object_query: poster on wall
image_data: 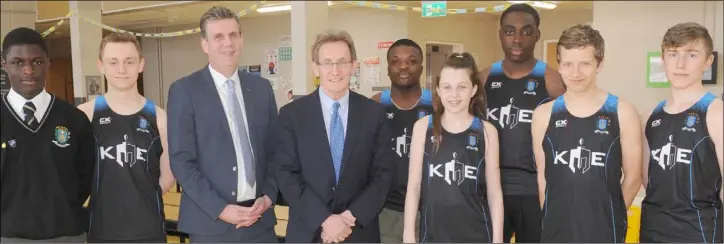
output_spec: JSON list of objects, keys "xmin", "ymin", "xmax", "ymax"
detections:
[
  {"xmin": 86, "ymin": 75, "xmax": 103, "ymax": 100},
  {"xmin": 350, "ymin": 66, "xmax": 361, "ymax": 92},
  {"xmin": 265, "ymin": 49, "xmax": 279, "ymax": 75},
  {"xmin": 278, "ymin": 35, "xmax": 293, "ymax": 61},
  {"xmin": 363, "ymin": 57, "xmax": 381, "ymax": 86},
  {"xmin": 248, "ymin": 64, "xmax": 261, "ymax": 76},
  {"xmin": 278, "ymin": 35, "xmax": 292, "ymax": 48},
  {"xmin": 646, "ymin": 51, "xmax": 669, "ymax": 88}
]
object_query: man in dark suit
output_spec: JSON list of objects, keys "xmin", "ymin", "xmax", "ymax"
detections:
[
  {"xmin": 275, "ymin": 29, "xmax": 393, "ymax": 243},
  {"xmin": 166, "ymin": 6, "xmax": 278, "ymax": 243}
]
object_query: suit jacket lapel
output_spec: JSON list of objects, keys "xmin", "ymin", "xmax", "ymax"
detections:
[
  {"xmin": 200, "ymin": 66, "xmax": 234, "ymax": 149},
  {"xmin": 340, "ymin": 91, "xmax": 361, "ymax": 178},
  {"xmin": 239, "ymin": 72, "xmax": 258, "ymax": 165},
  {"xmin": 309, "ymin": 89, "xmax": 336, "ymax": 179}
]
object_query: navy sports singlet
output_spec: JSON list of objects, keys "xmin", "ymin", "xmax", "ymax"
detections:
[
  {"xmin": 380, "ymin": 89, "xmax": 434, "ymax": 211},
  {"xmin": 88, "ymin": 96, "xmax": 166, "ymax": 241},
  {"xmin": 419, "ymin": 116, "xmax": 492, "ymax": 243},
  {"xmin": 485, "ymin": 60, "xmax": 550, "ymax": 195},
  {"xmin": 640, "ymin": 92, "xmax": 722, "ymax": 243},
  {"xmin": 541, "ymin": 94, "xmax": 627, "ymax": 243}
]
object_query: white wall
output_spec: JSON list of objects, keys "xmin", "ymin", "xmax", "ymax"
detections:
[
  {"xmin": 142, "ymin": 7, "xmax": 408, "ymax": 108},
  {"xmin": 594, "ymin": 1, "xmax": 723, "ymax": 117}
]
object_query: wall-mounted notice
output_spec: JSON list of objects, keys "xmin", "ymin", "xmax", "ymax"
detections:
[
  {"xmin": 278, "ymin": 35, "xmax": 292, "ymax": 48},
  {"xmin": 646, "ymin": 51, "xmax": 668, "ymax": 88},
  {"xmin": 351, "ymin": 66, "xmax": 361, "ymax": 92},
  {"xmin": 249, "ymin": 64, "xmax": 261, "ymax": 76},
  {"xmin": 278, "ymin": 35, "xmax": 293, "ymax": 61},
  {"xmin": 265, "ymin": 49, "xmax": 279, "ymax": 75},
  {"xmin": 363, "ymin": 57, "xmax": 381, "ymax": 85},
  {"xmin": 378, "ymin": 41, "xmax": 394, "ymax": 49}
]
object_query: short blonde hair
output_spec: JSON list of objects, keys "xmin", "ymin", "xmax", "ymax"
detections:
[
  {"xmin": 661, "ymin": 22, "xmax": 713, "ymax": 55},
  {"xmin": 556, "ymin": 24, "xmax": 605, "ymax": 64},
  {"xmin": 311, "ymin": 30, "xmax": 357, "ymax": 63},
  {"xmin": 99, "ymin": 32, "xmax": 142, "ymax": 60}
]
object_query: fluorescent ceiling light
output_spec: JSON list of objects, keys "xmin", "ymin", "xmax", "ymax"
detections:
[
  {"xmin": 508, "ymin": 1, "xmax": 529, "ymax": 3},
  {"xmin": 531, "ymin": 1, "xmax": 557, "ymax": 9},
  {"xmin": 257, "ymin": 5, "xmax": 291, "ymax": 13},
  {"xmin": 256, "ymin": 1, "xmax": 333, "ymax": 13}
]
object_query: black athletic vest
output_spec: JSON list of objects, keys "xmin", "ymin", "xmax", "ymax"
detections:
[
  {"xmin": 640, "ymin": 92, "xmax": 723, "ymax": 243},
  {"xmin": 485, "ymin": 60, "xmax": 550, "ymax": 195},
  {"xmin": 380, "ymin": 89, "xmax": 434, "ymax": 211},
  {"xmin": 419, "ymin": 116, "xmax": 492, "ymax": 243},
  {"xmin": 541, "ymin": 94, "xmax": 627, "ymax": 243},
  {"xmin": 88, "ymin": 96, "xmax": 165, "ymax": 240}
]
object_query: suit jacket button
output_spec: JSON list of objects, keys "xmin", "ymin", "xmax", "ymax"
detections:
[
  {"xmin": 232, "ymin": 191, "xmax": 236, "ymax": 196},
  {"xmin": 332, "ymin": 187, "xmax": 335, "ymax": 191},
  {"xmin": 233, "ymin": 166, "xmax": 237, "ymax": 171}
]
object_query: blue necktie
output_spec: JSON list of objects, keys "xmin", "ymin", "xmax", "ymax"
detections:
[
  {"xmin": 226, "ymin": 80, "xmax": 255, "ymax": 186},
  {"xmin": 329, "ymin": 102, "xmax": 344, "ymax": 184}
]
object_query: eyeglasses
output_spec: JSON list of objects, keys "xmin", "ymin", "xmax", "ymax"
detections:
[{"xmin": 316, "ymin": 60, "xmax": 353, "ymax": 70}]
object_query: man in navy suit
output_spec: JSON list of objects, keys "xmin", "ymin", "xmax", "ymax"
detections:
[
  {"xmin": 275, "ymin": 29, "xmax": 393, "ymax": 243},
  {"xmin": 167, "ymin": 6, "xmax": 278, "ymax": 243}
]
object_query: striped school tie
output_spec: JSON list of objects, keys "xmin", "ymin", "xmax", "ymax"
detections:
[{"xmin": 23, "ymin": 101, "xmax": 38, "ymax": 129}]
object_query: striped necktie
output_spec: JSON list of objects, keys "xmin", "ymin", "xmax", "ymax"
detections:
[{"xmin": 23, "ymin": 101, "xmax": 38, "ymax": 128}]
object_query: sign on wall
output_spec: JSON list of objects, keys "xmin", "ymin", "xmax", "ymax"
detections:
[{"xmin": 422, "ymin": 1, "xmax": 447, "ymax": 18}]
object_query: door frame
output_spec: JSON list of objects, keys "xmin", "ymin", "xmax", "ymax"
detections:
[
  {"xmin": 543, "ymin": 39, "xmax": 558, "ymax": 64},
  {"xmin": 424, "ymin": 42, "xmax": 463, "ymax": 89}
]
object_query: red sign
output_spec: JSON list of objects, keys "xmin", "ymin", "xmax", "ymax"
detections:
[{"xmin": 378, "ymin": 41, "xmax": 394, "ymax": 49}]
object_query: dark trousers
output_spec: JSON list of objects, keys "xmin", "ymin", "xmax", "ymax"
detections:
[
  {"xmin": 190, "ymin": 224, "xmax": 277, "ymax": 243},
  {"xmin": 503, "ymin": 195, "xmax": 542, "ymax": 243}
]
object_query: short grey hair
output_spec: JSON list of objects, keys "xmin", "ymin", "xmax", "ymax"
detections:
[
  {"xmin": 311, "ymin": 30, "xmax": 358, "ymax": 63},
  {"xmin": 199, "ymin": 6, "xmax": 240, "ymax": 38}
]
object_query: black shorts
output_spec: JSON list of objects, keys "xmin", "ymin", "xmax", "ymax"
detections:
[{"xmin": 503, "ymin": 195, "xmax": 542, "ymax": 243}]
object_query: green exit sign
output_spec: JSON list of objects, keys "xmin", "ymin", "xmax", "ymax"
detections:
[{"xmin": 422, "ymin": 1, "xmax": 447, "ymax": 17}]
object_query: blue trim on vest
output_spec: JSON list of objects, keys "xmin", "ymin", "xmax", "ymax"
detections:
[
  {"xmin": 552, "ymin": 96, "xmax": 566, "ymax": 114},
  {"xmin": 532, "ymin": 60, "xmax": 546, "ymax": 77},
  {"xmin": 94, "ymin": 95, "xmax": 109, "ymax": 112},
  {"xmin": 471, "ymin": 117, "xmax": 482, "ymax": 130},
  {"xmin": 692, "ymin": 92, "xmax": 716, "ymax": 112},
  {"xmin": 420, "ymin": 89, "xmax": 433, "ymax": 106},
  {"xmin": 143, "ymin": 99, "xmax": 156, "ymax": 117},
  {"xmin": 490, "ymin": 60, "xmax": 503, "ymax": 76},
  {"xmin": 601, "ymin": 93, "xmax": 619, "ymax": 114},
  {"xmin": 653, "ymin": 100, "xmax": 666, "ymax": 113},
  {"xmin": 380, "ymin": 89, "xmax": 392, "ymax": 105}
]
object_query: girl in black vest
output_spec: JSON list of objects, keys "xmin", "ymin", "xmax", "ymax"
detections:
[{"xmin": 402, "ymin": 53, "xmax": 503, "ymax": 243}]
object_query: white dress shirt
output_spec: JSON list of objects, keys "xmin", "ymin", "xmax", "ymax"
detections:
[
  {"xmin": 7, "ymin": 88, "xmax": 51, "ymax": 123},
  {"xmin": 209, "ymin": 65, "xmax": 256, "ymax": 202}
]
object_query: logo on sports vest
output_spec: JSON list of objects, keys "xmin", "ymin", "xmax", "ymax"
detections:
[
  {"xmin": 100, "ymin": 134, "xmax": 148, "ymax": 167},
  {"xmin": 651, "ymin": 135, "xmax": 692, "ymax": 170},
  {"xmin": 392, "ymin": 128, "xmax": 412, "ymax": 158},
  {"xmin": 487, "ymin": 98, "xmax": 534, "ymax": 129},
  {"xmin": 553, "ymin": 138, "xmax": 605, "ymax": 174},
  {"xmin": 429, "ymin": 152, "xmax": 477, "ymax": 185}
]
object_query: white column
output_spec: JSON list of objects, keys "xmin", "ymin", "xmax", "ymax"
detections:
[
  {"xmin": 290, "ymin": 1, "xmax": 328, "ymax": 96},
  {"xmin": 69, "ymin": 0, "xmax": 102, "ymax": 105}
]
